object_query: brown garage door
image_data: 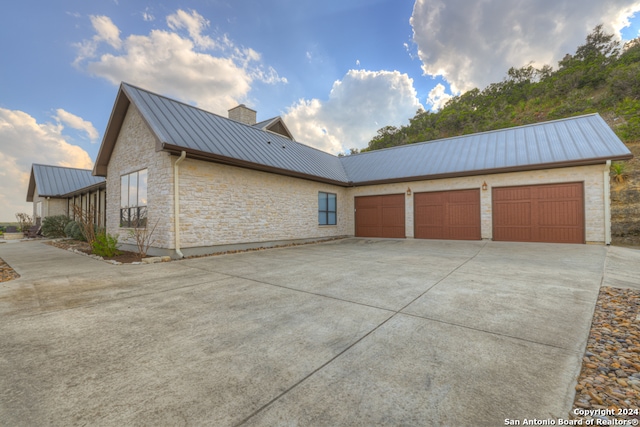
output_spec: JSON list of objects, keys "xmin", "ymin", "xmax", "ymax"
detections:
[
  {"xmin": 492, "ymin": 182, "xmax": 584, "ymax": 243},
  {"xmin": 414, "ymin": 189, "xmax": 481, "ymax": 240},
  {"xmin": 355, "ymin": 194, "xmax": 405, "ymax": 238}
]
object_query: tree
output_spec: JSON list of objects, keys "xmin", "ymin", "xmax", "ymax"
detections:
[{"xmin": 557, "ymin": 24, "xmax": 620, "ymax": 90}]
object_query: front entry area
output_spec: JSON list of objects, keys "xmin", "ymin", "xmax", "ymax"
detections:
[{"xmin": 354, "ymin": 194, "xmax": 405, "ymax": 238}]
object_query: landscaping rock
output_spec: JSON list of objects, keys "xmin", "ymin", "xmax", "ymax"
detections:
[
  {"xmin": 570, "ymin": 286, "xmax": 640, "ymax": 423},
  {"xmin": 142, "ymin": 257, "xmax": 162, "ymax": 264},
  {"xmin": 0, "ymin": 257, "xmax": 19, "ymax": 282}
]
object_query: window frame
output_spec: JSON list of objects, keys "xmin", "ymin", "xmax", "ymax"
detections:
[
  {"xmin": 318, "ymin": 191, "xmax": 337, "ymax": 226},
  {"xmin": 120, "ymin": 169, "xmax": 148, "ymax": 228}
]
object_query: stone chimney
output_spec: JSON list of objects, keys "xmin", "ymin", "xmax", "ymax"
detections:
[{"xmin": 228, "ymin": 104, "xmax": 257, "ymax": 125}]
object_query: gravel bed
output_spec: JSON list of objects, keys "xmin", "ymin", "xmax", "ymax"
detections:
[{"xmin": 571, "ymin": 286, "xmax": 640, "ymax": 424}]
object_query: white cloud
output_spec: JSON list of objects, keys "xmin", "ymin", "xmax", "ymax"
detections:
[
  {"xmin": 73, "ymin": 9, "xmax": 287, "ymax": 115},
  {"xmin": 0, "ymin": 108, "xmax": 93, "ymax": 221},
  {"xmin": 284, "ymin": 70, "xmax": 423, "ymax": 154},
  {"xmin": 166, "ymin": 9, "xmax": 215, "ymax": 49},
  {"xmin": 426, "ymin": 83, "xmax": 452, "ymax": 111},
  {"xmin": 410, "ymin": 0, "xmax": 640, "ymax": 93},
  {"xmin": 91, "ymin": 15, "xmax": 121, "ymax": 49},
  {"xmin": 73, "ymin": 15, "xmax": 121, "ymax": 65},
  {"xmin": 142, "ymin": 7, "xmax": 155, "ymax": 22},
  {"xmin": 54, "ymin": 109, "xmax": 99, "ymax": 142}
]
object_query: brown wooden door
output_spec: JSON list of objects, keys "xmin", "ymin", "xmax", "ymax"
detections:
[
  {"xmin": 492, "ymin": 182, "xmax": 584, "ymax": 243},
  {"xmin": 414, "ymin": 189, "xmax": 481, "ymax": 240},
  {"xmin": 355, "ymin": 194, "xmax": 405, "ymax": 238}
]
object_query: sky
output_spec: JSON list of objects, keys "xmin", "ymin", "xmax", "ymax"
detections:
[{"xmin": 1, "ymin": 1, "xmax": 639, "ymax": 221}]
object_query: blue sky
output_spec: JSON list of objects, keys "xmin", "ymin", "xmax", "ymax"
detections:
[{"xmin": 1, "ymin": 0, "xmax": 639, "ymax": 221}]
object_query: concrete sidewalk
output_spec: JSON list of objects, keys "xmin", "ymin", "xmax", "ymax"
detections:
[{"xmin": 0, "ymin": 238, "xmax": 633, "ymax": 426}]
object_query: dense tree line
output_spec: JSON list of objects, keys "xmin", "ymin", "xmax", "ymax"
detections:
[{"xmin": 363, "ymin": 25, "xmax": 640, "ymax": 152}]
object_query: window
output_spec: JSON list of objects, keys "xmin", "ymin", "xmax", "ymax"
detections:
[
  {"xmin": 318, "ymin": 192, "xmax": 337, "ymax": 225},
  {"xmin": 36, "ymin": 201, "xmax": 42, "ymax": 218},
  {"xmin": 120, "ymin": 169, "xmax": 148, "ymax": 227}
]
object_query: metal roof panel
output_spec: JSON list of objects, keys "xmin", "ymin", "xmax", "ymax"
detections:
[
  {"xmin": 32, "ymin": 164, "xmax": 105, "ymax": 197},
  {"xmin": 339, "ymin": 114, "xmax": 632, "ymax": 184},
  {"xmin": 122, "ymin": 83, "xmax": 350, "ymax": 183}
]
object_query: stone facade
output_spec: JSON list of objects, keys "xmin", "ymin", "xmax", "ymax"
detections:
[
  {"xmin": 106, "ymin": 104, "xmax": 174, "ymax": 250},
  {"xmin": 347, "ymin": 163, "xmax": 608, "ymax": 243},
  {"xmin": 31, "ymin": 188, "xmax": 68, "ymax": 222},
  {"xmin": 178, "ymin": 159, "xmax": 349, "ymax": 248}
]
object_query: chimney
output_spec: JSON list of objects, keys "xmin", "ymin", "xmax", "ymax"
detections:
[{"xmin": 228, "ymin": 104, "xmax": 257, "ymax": 125}]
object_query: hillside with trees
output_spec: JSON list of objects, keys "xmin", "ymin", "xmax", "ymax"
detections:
[{"xmin": 363, "ymin": 26, "xmax": 640, "ymax": 245}]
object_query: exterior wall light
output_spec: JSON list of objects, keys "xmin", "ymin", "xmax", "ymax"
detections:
[
  {"xmin": 482, "ymin": 182, "xmax": 488, "ymax": 191},
  {"xmin": 406, "ymin": 187, "xmax": 412, "ymax": 196}
]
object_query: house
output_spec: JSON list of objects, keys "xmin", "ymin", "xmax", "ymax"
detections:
[
  {"xmin": 31, "ymin": 82, "xmax": 633, "ymax": 256},
  {"xmin": 26, "ymin": 164, "xmax": 106, "ymax": 227}
]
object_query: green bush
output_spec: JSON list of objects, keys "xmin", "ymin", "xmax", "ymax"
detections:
[
  {"xmin": 41, "ymin": 215, "xmax": 71, "ymax": 238},
  {"xmin": 64, "ymin": 221, "xmax": 85, "ymax": 241},
  {"xmin": 91, "ymin": 232, "xmax": 121, "ymax": 257}
]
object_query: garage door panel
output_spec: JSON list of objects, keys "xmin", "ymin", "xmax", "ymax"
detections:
[
  {"xmin": 355, "ymin": 195, "xmax": 405, "ymax": 238},
  {"xmin": 414, "ymin": 189, "xmax": 481, "ymax": 240},
  {"xmin": 416, "ymin": 225, "xmax": 446, "ymax": 239},
  {"xmin": 494, "ymin": 202, "xmax": 532, "ymax": 226},
  {"xmin": 495, "ymin": 227, "xmax": 533, "ymax": 241},
  {"xmin": 357, "ymin": 206, "xmax": 380, "ymax": 227},
  {"xmin": 415, "ymin": 206, "xmax": 444, "ymax": 226},
  {"xmin": 493, "ymin": 182, "xmax": 584, "ymax": 243},
  {"xmin": 494, "ymin": 187, "xmax": 531, "ymax": 201},
  {"xmin": 538, "ymin": 201, "xmax": 581, "ymax": 226},
  {"xmin": 449, "ymin": 204, "xmax": 480, "ymax": 225}
]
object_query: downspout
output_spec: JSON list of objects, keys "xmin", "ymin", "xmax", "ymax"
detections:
[
  {"xmin": 174, "ymin": 151, "xmax": 187, "ymax": 258},
  {"xmin": 604, "ymin": 160, "xmax": 612, "ymax": 245}
]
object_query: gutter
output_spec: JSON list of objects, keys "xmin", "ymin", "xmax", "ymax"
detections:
[
  {"xmin": 174, "ymin": 151, "xmax": 187, "ymax": 258},
  {"xmin": 604, "ymin": 160, "xmax": 612, "ymax": 245}
]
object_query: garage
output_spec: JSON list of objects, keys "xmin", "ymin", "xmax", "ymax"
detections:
[
  {"xmin": 355, "ymin": 194, "xmax": 405, "ymax": 238},
  {"xmin": 492, "ymin": 182, "xmax": 585, "ymax": 243},
  {"xmin": 414, "ymin": 189, "xmax": 481, "ymax": 240}
]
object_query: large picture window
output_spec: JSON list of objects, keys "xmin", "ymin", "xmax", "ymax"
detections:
[
  {"xmin": 318, "ymin": 192, "xmax": 337, "ymax": 225},
  {"xmin": 120, "ymin": 169, "xmax": 148, "ymax": 227}
]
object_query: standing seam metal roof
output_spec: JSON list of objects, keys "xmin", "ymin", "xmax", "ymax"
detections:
[
  {"xmin": 123, "ymin": 84, "xmax": 350, "ymax": 184},
  {"xmin": 30, "ymin": 164, "xmax": 105, "ymax": 198},
  {"xmin": 338, "ymin": 114, "xmax": 632, "ymax": 184},
  {"xmin": 116, "ymin": 83, "xmax": 631, "ymax": 186}
]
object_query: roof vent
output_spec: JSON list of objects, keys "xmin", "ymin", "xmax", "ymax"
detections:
[{"xmin": 228, "ymin": 104, "xmax": 257, "ymax": 125}]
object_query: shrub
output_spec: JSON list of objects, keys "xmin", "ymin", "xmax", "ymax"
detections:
[
  {"xmin": 91, "ymin": 232, "xmax": 121, "ymax": 258},
  {"xmin": 64, "ymin": 221, "xmax": 85, "ymax": 241},
  {"xmin": 611, "ymin": 162, "xmax": 628, "ymax": 184},
  {"xmin": 41, "ymin": 215, "xmax": 71, "ymax": 238},
  {"xmin": 15, "ymin": 213, "xmax": 33, "ymax": 232}
]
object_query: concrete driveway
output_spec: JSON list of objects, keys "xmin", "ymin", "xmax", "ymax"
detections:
[{"xmin": 0, "ymin": 238, "xmax": 630, "ymax": 426}]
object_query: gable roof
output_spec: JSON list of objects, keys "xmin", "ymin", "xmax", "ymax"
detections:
[
  {"xmin": 27, "ymin": 164, "xmax": 105, "ymax": 202},
  {"xmin": 94, "ymin": 83, "xmax": 632, "ymax": 187},
  {"xmin": 340, "ymin": 114, "xmax": 633, "ymax": 185},
  {"xmin": 94, "ymin": 83, "xmax": 349, "ymax": 185},
  {"xmin": 253, "ymin": 117, "xmax": 295, "ymax": 140}
]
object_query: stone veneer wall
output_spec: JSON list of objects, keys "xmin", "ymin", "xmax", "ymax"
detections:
[
  {"xmin": 31, "ymin": 188, "xmax": 68, "ymax": 221},
  {"xmin": 345, "ymin": 163, "xmax": 608, "ymax": 243},
  {"xmin": 105, "ymin": 104, "xmax": 174, "ymax": 249},
  {"xmin": 178, "ymin": 159, "xmax": 349, "ymax": 248}
]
